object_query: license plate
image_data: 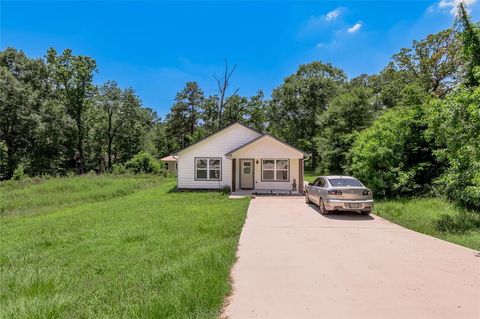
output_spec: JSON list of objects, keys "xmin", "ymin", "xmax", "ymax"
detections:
[{"xmin": 349, "ymin": 203, "xmax": 360, "ymax": 208}]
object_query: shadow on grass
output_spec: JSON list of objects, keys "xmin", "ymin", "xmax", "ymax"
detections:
[
  {"xmin": 167, "ymin": 185, "xmax": 231, "ymax": 195},
  {"xmin": 306, "ymin": 204, "xmax": 374, "ymax": 220}
]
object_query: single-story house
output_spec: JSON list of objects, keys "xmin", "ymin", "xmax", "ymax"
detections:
[
  {"xmin": 174, "ymin": 122, "xmax": 308, "ymax": 194},
  {"xmin": 161, "ymin": 155, "xmax": 177, "ymax": 173}
]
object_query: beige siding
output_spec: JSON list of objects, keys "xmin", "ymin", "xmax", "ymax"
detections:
[
  {"xmin": 232, "ymin": 137, "xmax": 304, "ymax": 193},
  {"xmin": 236, "ymin": 158, "xmax": 300, "ymax": 192},
  {"xmin": 177, "ymin": 124, "xmax": 261, "ymax": 189},
  {"xmin": 230, "ymin": 135, "xmax": 304, "ymax": 159}
]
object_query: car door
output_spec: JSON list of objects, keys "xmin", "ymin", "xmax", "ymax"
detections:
[
  {"xmin": 310, "ymin": 178, "xmax": 324, "ymax": 204},
  {"xmin": 316, "ymin": 178, "xmax": 327, "ymax": 203},
  {"xmin": 308, "ymin": 178, "xmax": 320, "ymax": 202}
]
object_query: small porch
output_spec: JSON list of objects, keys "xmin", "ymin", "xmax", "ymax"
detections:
[{"xmin": 225, "ymin": 134, "xmax": 308, "ymax": 196}]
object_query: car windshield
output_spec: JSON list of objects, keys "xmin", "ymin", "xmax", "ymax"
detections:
[{"xmin": 328, "ymin": 178, "xmax": 363, "ymax": 187}]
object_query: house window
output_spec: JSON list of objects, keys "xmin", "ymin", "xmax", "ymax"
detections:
[
  {"xmin": 242, "ymin": 161, "xmax": 252, "ymax": 175},
  {"xmin": 195, "ymin": 158, "xmax": 221, "ymax": 181},
  {"xmin": 165, "ymin": 163, "xmax": 169, "ymax": 170},
  {"xmin": 262, "ymin": 159, "xmax": 289, "ymax": 181}
]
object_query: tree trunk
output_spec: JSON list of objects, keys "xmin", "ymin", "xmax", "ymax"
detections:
[
  {"xmin": 107, "ymin": 111, "xmax": 113, "ymax": 172},
  {"xmin": 5, "ymin": 140, "xmax": 16, "ymax": 179},
  {"xmin": 76, "ymin": 116, "xmax": 85, "ymax": 174},
  {"xmin": 107, "ymin": 136, "xmax": 113, "ymax": 172}
]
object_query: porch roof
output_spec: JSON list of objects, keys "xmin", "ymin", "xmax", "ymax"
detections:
[{"xmin": 225, "ymin": 134, "xmax": 308, "ymax": 159}]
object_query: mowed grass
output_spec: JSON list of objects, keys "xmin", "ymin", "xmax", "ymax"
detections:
[
  {"xmin": 376, "ymin": 198, "xmax": 480, "ymax": 250},
  {"xmin": 0, "ymin": 176, "xmax": 250, "ymax": 318},
  {"xmin": 304, "ymin": 171, "xmax": 319, "ymax": 184}
]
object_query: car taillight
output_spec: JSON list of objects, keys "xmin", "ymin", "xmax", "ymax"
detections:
[
  {"xmin": 362, "ymin": 190, "xmax": 370, "ymax": 195},
  {"xmin": 328, "ymin": 190, "xmax": 342, "ymax": 195}
]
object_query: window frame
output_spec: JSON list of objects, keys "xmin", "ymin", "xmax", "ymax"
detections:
[
  {"xmin": 194, "ymin": 157, "xmax": 222, "ymax": 181},
  {"xmin": 261, "ymin": 159, "xmax": 290, "ymax": 182}
]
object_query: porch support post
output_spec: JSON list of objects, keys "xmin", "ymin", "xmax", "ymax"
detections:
[
  {"xmin": 232, "ymin": 158, "xmax": 236, "ymax": 192},
  {"xmin": 299, "ymin": 158, "xmax": 304, "ymax": 193}
]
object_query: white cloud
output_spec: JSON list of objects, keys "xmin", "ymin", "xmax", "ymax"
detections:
[
  {"xmin": 347, "ymin": 22, "xmax": 362, "ymax": 33},
  {"xmin": 302, "ymin": 7, "xmax": 343, "ymax": 32},
  {"xmin": 316, "ymin": 43, "xmax": 325, "ymax": 48},
  {"xmin": 325, "ymin": 9, "xmax": 341, "ymax": 22},
  {"xmin": 439, "ymin": 0, "xmax": 477, "ymax": 15}
]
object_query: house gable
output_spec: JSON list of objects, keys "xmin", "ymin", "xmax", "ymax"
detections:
[
  {"xmin": 174, "ymin": 122, "xmax": 262, "ymax": 156},
  {"xmin": 226, "ymin": 134, "xmax": 306, "ymax": 159}
]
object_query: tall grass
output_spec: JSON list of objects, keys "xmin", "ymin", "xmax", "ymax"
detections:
[
  {"xmin": 376, "ymin": 198, "xmax": 480, "ymax": 250},
  {"xmin": 0, "ymin": 176, "xmax": 250, "ymax": 318},
  {"xmin": 0, "ymin": 174, "xmax": 162, "ymax": 217}
]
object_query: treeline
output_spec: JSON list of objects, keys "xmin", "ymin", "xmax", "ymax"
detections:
[{"xmin": 1, "ymin": 4, "xmax": 478, "ymax": 209}]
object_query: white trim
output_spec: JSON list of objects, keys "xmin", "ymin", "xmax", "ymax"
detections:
[
  {"xmin": 262, "ymin": 159, "xmax": 289, "ymax": 182},
  {"xmin": 195, "ymin": 157, "xmax": 222, "ymax": 181}
]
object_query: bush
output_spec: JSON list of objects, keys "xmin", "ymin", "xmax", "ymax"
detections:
[
  {"xmin": 124, "ymin": 152, "xmax": 162, "ymax": 174},
  {"xmin": 112, "ymin": 163, "xmax": 127, "ymax": 175},
  {"xmin": 426, "ymin": 82, "xmax": 480, "ymax": 210},
  {"xmin": 12, "ymin": 164, "xmax": 26, "ymax": 181},
  {"xmin": 349, "ymin": 104, "xmax": 438, "ymax": 197}
]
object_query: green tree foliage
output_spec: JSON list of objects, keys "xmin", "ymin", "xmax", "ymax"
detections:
[
  {"xmin": 456, "ymin": 2, "xmax": 480, "ymax": 87},
  {"xmin": 124, "ymin": 151, "xmax": 162, "ymax": 174},
  {"xmin": 268, "ymin": 62, "xmax": 347, "ymax": 168},
  {"xmin": 369, "ymin": 28, "xmax": 462, "ymax": 110},
  {"xmin": 316, "ymin": 85, "xmax": 376, "ymax": 174},
  {"xmin": 349, "ymin": 85, "xmax": 437, "ymax": 197},
  {"xmin": 165, "ymin": 81, "xmax": 204, "ymax": 149},
  {"xmin": 426, "ymin": 79, "xmax": 480, "ymax": 209},
  {"xmin": 93, "ymin": 82, "xmax": 150, "ymax": 171},
  {"xmin": 47, "ymin": 48, "xmax": 97, "ymax": 174},
  {"xmin": 0, "ymin": 48, "xmax": 50, "ymax": 177}
]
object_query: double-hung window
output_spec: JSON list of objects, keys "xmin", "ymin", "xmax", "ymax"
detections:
[
  {"xmin": 262, "ymin": 159, "xmax": 289, "ymax": 181},
  {"xmin": 195, "ymin": 158, "xmax": 221, "ymax": 181}
]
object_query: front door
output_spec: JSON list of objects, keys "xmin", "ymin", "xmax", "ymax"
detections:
[{"xmin": 240, "ymin": 159, "xmax": 254, "ymax": 189}]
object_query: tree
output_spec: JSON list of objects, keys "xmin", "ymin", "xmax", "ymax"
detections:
[
  {"xmin": 244, "ymin": 90, "xmax": 268, "ymax": 132},
  {"xmin": 114, "ymin": 89, "xmax": 152, "ymax": 162},
  {"xmin": 268, "ymin": 61, "xmax": 347, "ymax": 168},
  {"xmin": 390, "ymin": 28, "xmax": 462, "ymax": 97},
  {"xmin": 426, "ymin": 77, "xmax": 480, "ymax": 209},
  {"xmin": 316, "ymin": 85, "xmax": 376, "ymax": 174},
  {"xmin": 214, "ymin": 60, "xmax": 239, "ymax": 129},
  {"xmin": 456, "ymin": 2, "xmax": 480, "ymax": 87},
  {"xmin": 47, "ymin": 48, "xmax": 97, "ymax": 174},
  {"xmin": 165, "ymin": 81, "xmax": 204, "ymax": 149},
  {"xmin": 0, "ymin": 48, "xmax": 51, "ymax": 177},
  {"xmin": 349, "ymin": 85, "xmax": 436, "ymax": 196},
  {"xmin": 95, "ymin": 81, "xmax": 128, "ymax": 171}
]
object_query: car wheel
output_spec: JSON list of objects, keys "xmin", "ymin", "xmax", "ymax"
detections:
[
  {"xmin": 361, "ymin": 210, "xmax": 371, "ymax": 215},
  {"xmin": 305, "ymin": 192, "xmax": 311, "ymax": 204},
  {"xmin": 319, "ymin": 199, "xmax": 329, "ymax": 215}
]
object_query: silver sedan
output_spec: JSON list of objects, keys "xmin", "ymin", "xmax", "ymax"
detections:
[{"xmin": 305, "ymin": 175, "xmax": 373, "ymax": 215}]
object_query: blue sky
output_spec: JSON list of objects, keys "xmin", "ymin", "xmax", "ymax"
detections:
[{"xmin": 1, "ymin": 1, "xmax": 479, "ymax": 117}]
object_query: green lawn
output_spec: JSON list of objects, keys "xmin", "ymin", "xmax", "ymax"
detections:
[
  {"xmin": 0, "ymin": 175, "xmax": 250, "ymax": 318},
  {"xmin": 376, "ymin": 198, "xmax": 480, "ymax": 250},
  {"xmin": 304, "ymin": 171, "xmax": 319, "ymax": 184}
]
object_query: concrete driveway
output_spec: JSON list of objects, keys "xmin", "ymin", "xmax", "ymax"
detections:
[{"xmin": 223, "ymin": 197, "xmax": 480, "ymax": 319}]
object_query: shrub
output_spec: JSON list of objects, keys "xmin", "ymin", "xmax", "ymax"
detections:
[
  {"xmin": 12, "ymin": 164, "xmax": 26, "ymax": 181},
  {"xmin": 349, "ymin": 105, "xmax": 438, "ymax": 197},
  {"xmin": 112, "ymin": 163, "xmax": 127, "ymax": 175},
  {"xmin": 124, "ymin": 152, "xmax": 162, "ymax": 174},
  {"xmin": 426, "ymin": 82, "xmax": 480, "ymax": 210}
]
